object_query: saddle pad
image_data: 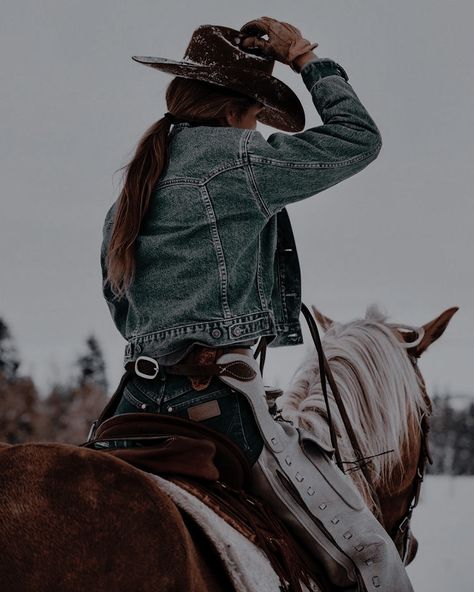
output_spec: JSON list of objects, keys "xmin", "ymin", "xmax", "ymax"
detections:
[{"xmin": 149, "ymin": 473, "xmax": 322, "ymax": 592}]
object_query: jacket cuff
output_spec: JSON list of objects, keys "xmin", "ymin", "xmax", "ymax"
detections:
[{"xmin": 300, "ymin": 58, "xmax": 349, "ymax": 90}]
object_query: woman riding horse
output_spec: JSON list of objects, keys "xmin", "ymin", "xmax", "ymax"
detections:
[
  {"xmin": 98, "ymin": 16, "xmax": 415, "ymax": 591},
  {"xmin": 101, "ymin": 16, "xmax": 381, "ymax": 467}
]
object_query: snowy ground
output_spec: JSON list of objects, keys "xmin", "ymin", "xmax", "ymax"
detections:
[{"xmin": 406, "ymin": 475, "xmax": 473, "ymax": 591}]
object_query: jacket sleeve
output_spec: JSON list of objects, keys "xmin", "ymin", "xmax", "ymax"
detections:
[
  {"xmin": 100, "ymin": 204, "xmax": 130, "ymax": 339},
  {"xmin": 246, "ymin": 58, "xmax": 382, "ymax": 217}
]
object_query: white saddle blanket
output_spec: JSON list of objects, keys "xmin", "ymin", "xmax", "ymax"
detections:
[{"xmin": 149, "ymin": 473, "xmax": 321, "ymax": 592}]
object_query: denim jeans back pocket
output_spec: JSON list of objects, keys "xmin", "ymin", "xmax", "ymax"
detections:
[
  {"xmin": 113, "ymin": 372, "xmax": 264, "ymax": 465},
  {"xmin": 163, "ymin": 388, "xmax": 250, "ymax": 450}
]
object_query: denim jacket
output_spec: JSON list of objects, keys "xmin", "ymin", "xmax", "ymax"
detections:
[{"xmin": 100, "ymin": 58, "xmax": 382, "ymax": 366}]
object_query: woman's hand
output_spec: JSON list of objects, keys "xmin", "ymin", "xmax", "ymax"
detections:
[{"xmin": 237, "ymin": 16, "xmax": 318, "ymax": 72}]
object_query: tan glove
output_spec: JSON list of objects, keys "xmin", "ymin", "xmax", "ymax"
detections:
[{"xmin": 237, "ymin": 16, "xmax": 318, "ymax": 72}]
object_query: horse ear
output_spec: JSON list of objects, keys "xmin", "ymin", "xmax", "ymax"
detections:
[
  {"xmin": 409, "ymin": 307, "xmax": 459, "ymax": 357},
  {"xmin": 311, "ymin": 305, "xmax": 334, "ymax": 332}
]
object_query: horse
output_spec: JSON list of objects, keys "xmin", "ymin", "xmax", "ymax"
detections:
[{"xmin": 0, "ymin": 305, "xmax": 457, "ymax": 591}]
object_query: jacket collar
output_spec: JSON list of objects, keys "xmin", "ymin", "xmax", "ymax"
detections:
[{"xmin": 169, "ymin": 121, "xmax": 191, "ymax": 137}]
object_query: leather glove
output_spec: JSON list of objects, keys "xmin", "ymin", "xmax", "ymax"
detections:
[{"xmin": 237, "ymin": 16, "xmax": 318, "ymax": 72}]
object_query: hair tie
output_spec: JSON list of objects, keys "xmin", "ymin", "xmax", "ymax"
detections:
[{"xmin": 163, "ymin": 111, "xmax": 178, "ymax": 123}]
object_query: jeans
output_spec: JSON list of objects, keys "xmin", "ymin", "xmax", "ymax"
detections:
[{"xmin": 113, "ymin": 369, "xmax": 264, "ymax": 466}]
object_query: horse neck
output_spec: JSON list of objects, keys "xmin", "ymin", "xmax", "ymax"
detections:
[
  {"xmin": 377, "ymin": 363, "xmax": 431, "ymax": 534},
  {"xmin": 280, "ymin": 319, "xmax": 430, "ymax": 515},
  {"xmin": 375, "ymin": 412, "xmax": 422, "ymax": 534}
]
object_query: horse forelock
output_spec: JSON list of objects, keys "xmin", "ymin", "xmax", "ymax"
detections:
[{"xmin": 280, "ymin": 310, "xmax": 430, "ymax": 504}]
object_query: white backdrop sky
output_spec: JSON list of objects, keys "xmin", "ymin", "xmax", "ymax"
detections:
[{"xmin": 1, "ymin": 0, "xmax": 473, "ymax": 397}]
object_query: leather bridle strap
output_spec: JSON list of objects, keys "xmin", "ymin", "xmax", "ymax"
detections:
[{"xmin": 393, "ymin": 410, "xmax": 432, "ymax": 562}]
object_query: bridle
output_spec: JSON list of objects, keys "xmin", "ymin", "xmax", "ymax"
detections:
[
  {"xmin": 254, "ymin": 302, "xmax": 433, "ymax": 563},
  {"xmin": 391, "ymin": 347, "xmax": 433, "ymax": 563}
]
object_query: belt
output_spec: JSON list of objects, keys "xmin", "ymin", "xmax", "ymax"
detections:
[{"xmin": 124, "ymin": 346, "xmax": 258, "ymax": 382}]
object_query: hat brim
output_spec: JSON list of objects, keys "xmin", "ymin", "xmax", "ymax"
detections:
[{"xmin": 132, "ymin": 56, "xmax": 305, "ymax": 132}]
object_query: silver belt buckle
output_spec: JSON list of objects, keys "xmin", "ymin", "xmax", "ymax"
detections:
[{"xmin": 134, "ymin": 355, "xmax": 160, "ymax": 379}]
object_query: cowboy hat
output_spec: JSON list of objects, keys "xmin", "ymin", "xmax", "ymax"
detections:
[{"xmin": 132, "ymin": 24, "xmax": 305, "ymax": 132}]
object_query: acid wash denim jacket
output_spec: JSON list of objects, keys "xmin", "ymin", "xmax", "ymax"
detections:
[{"xmin": 100, "ymin": 58, "xmax": 382, "ymax": 367}]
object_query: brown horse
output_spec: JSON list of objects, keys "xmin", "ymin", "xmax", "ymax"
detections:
[
  {"xmin": 0, "ymin": 442, "xmax": 236, "ymax": 592},
  {"xmin": 0, "ymin": 305, "xmax": 457, "ymax": 591}
]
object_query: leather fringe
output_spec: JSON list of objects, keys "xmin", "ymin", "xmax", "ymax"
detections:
[{"xmin": 170, "ymin": 476, "xmax": 325, "ymax": 592}]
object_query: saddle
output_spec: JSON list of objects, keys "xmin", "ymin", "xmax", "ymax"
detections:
[
  {"xmin": 82, "ymin": 341, "xmax": 276, "ymax": 490},
  {"xmin": 81, "ymin": 412, "xmax": 323, "ymax": 592},
  {"xmin": 82, "ymin": 411, "xmax": 252, "ymax": 490}
]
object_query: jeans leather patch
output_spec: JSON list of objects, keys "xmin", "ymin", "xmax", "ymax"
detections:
[{"xmin": 187, "ymin": 399, "xmax": 221, "ymax": 421}]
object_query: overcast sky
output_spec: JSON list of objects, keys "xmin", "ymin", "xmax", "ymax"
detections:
[{"xmin": 1, "ymin": 0, "xmax": 473, "ymax": 398}]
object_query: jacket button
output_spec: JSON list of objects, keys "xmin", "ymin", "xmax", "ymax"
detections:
[
  {"xmin": 211, "ymin": 328, "xmax": 222, "ymax": 338},
  {"xmin": 135, "ymin": 344, "xmax": 143, "ymax": 354},
  {"xmin": 232, "ymin": 326, "xmax": 242, "ymax": 337}
]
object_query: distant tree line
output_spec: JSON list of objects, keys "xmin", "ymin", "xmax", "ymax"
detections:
[
  {"xmin": 428, "ymin": 394, "xmax": 474, "ymax": 475},
  {"xmin": 0, "ymin": 316, "xmax": 108, "ymax": 444},
  {"xmin": 0, "ymin": 314, "xmax": 473, "ymax": 475}
]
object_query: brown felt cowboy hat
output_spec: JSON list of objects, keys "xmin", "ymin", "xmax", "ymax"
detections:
[{"xmin": 132, "ymin": 24, "xmax": 306, "ymax": 132}]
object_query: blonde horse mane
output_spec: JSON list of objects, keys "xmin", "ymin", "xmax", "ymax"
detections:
[{"xmin": 279, "ymin": 304, "xmax": 430, "ymax": 506}]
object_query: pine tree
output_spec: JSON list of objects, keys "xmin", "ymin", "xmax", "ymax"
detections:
[
  {"xmin": 0, "ymin": 317, "xmax": 43, "ymax": 443},
  {"xmin": 75, "ymin": 334, "xmax": 108, "ymax": 393},
  {"xmin": 40, "ymin": 334, "xmax": 110, "ymax": 443},
  {"xmin": 429, "ymin": 394, "xmax": 454, "ymax": 475},
  {"xmin": 0, "ymin": 317, "xmax": 20, "ymax": 381},
  {"xmin": 452, "ymin": 401, "xmax": 473, "ymax": 475}
]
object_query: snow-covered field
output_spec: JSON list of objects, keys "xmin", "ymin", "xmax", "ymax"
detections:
[{"xmin": 406, "ymin": 475, "xmax": 473, "ymax": 591}]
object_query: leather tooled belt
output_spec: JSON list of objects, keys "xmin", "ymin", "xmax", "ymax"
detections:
[{"xmin": 124, "ymin": 345, "xmax": 258, "ymax": 386}]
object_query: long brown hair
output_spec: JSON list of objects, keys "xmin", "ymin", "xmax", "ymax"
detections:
[{"xmin": 105, "ymin": 76, "xmax": 261, "ymax": 299}]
